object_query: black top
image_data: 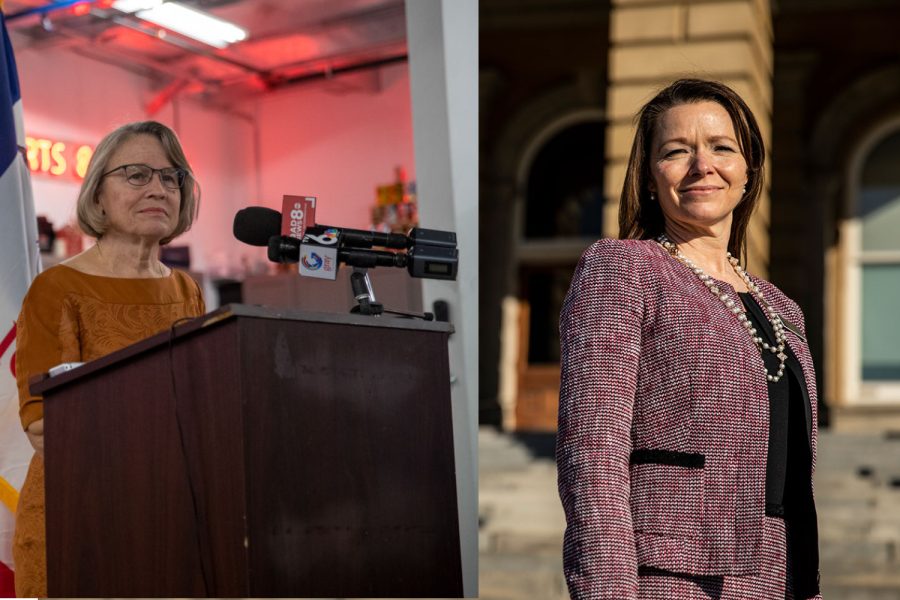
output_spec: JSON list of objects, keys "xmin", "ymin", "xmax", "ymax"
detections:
[
  {"xmin": 738, "ymin": 292, "xmax": 803, "ymax": 512},
  {"xmin": 739, "ymin": 292, "xmax": 820, "ymax": 597}
]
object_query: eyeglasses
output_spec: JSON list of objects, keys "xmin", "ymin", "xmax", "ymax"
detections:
[{"xmin": 101, "ymin": 163, "xmax": 188, "ymax": 190}]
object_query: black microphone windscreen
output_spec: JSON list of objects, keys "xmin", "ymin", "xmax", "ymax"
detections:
[{"xmin": 233, "ymin": 207, "xmax": 282, "ymax": 247}]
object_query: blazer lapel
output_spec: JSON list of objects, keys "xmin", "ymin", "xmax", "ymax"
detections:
[{"xmin": 742, "ymin": 284, "xmax": 814, "ymax": 450}]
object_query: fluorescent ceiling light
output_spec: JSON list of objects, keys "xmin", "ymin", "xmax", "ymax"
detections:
[
  {"xmin": 112, "ymin": 0, "xmax": 248, "ymax": 49},
  {"xmin": 111, "ymin": 0, "xmax": 163, "ymax": 12}
]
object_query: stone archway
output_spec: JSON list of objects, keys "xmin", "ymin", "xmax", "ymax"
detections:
[
  {"xmin": 480, "ymin": 80, "xmax": 605, "ymax": 429},
  {"xmin": 805, "ymin": 65, "xmax": 900, "ymax": 427}
]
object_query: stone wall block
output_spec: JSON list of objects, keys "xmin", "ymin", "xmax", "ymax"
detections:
[
  {"xmin": 609, "ymin": 82, "xmax": 662, "ymax": 120},
  {"xmin": 687, "ymin": 1, "xmax": 756, "ymax": 37},
  {"xmin": 687, "ymin": 1, "xmax": 773, "ymax": 75},
  {"xmin": 603, "ymin": 198, "xmax": 621, "ymax": 239},
  {"xmin": 610, "ymin": 40, "xmax": 756, "ymax": 82},
  {"xmin": 606, "ymin": 121, "xmax": 638, "ymax": 161},
  {"xmin": 613, "ymin": 0, "xmax": 682, "ymax": 6},
  {"xmin": 604, "ymin": 161, "xmax": 628, "ymax": 205},
  {"xmin": 611, "ymin": 5, "xmax": 683, "ymax": 43}
]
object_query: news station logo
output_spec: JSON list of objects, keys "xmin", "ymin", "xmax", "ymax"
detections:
[
  {"xmin": 281, "ymin": 195, "xmax": 317, "ymax": 239},
  {"xmin": 299, "ymin": 244, "xmax": 338, "ymax": 280},
  {"xmin": 301, "ymin": 252, "xmax": 324, "ymax": 271},
  {"xmin": 304, "ymin": 227, "xmax": 340, "ymax": 245}
]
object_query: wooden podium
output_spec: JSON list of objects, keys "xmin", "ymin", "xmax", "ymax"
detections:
[{"xmin": 34, "ymin": 304, "xmax": 463, "ymax": 597}]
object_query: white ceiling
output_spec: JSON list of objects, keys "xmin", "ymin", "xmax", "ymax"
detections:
[{"xmin": 5, "ymin": 0, "xmax": 407, "ymax": 107}]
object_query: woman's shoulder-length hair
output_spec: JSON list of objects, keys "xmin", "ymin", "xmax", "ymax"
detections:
[
  {"xmin": 618, "ymin": 78, "xmax": 765, "ymax": 264},
  {"xmin": 76, "ymin": 120, "xmax": 200, "ymax": 245}
]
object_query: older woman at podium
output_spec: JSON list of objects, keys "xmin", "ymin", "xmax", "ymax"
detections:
[{"xmin": 13, "ymin": 121, "xmax": 205, "ymax": 597}]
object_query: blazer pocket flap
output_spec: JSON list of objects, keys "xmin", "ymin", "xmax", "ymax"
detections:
[
  {"xmin": 630, "ymin": 459, "xmax": 705, "ymax": 539},
  {"xmin": 630, "ymin": 448, "xmax": 705, "ymax": 468}
]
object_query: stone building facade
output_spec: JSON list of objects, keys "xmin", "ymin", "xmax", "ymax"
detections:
[{"xmin": 480, "ymin": 0, "xmax": 900, "ymax": 431}]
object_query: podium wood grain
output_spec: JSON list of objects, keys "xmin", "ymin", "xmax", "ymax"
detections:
[{"xmin": 40, "ymin": 305, "xmax": 462, "ymax": 597}]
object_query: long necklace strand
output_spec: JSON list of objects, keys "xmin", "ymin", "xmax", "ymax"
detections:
[{"xmin": 657, "ymin": 234, "xmax": 788, "ymax": 383}]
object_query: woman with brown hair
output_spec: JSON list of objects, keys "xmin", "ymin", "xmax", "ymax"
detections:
[
  {"xmin": 557, "ymin": 79, "xmax": 822, "ymax": 599},
  {"xmin": 13, "ymin": 121, "xmax": 205, "ymax": 597}
]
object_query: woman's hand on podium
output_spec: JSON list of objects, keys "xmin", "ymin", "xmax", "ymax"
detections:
[{"xmin": 26, "ymin": 418, "xmax": 44, "ymax": 456}]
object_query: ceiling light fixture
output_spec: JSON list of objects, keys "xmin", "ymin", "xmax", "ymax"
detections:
[
  {"xmin": 111, "ymin": 0, "xmax": 162, "ymax": 12},
  {"xmin": 111, "ymin": 0, "xmax": 248, "ymax": 49}
]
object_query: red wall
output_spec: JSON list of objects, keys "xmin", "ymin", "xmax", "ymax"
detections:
[{"xmin": 15, "ymin": 41, "xmax": 415, "ymax": 277}]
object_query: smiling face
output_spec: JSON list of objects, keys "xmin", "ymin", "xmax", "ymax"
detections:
[
  {"xmin": 648, "ymin": 101, "xmax": 748, "ymax": 235},
  {"xmin": 96, "ymin": 134, "xmax": 181, "ymax": 243}
]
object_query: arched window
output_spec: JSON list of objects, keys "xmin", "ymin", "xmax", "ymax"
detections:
[
  {"xmin": 524, "ymin": 121, "xmax": 605, "ymax": 241},
  {"xmin": 858, "ymin": 129, "xmax": 900, "ymax": 382},
  {"xmin": 500, "ymin": 115, "xmax": 605, "ymax": 430},
  {"xmin": 519, "ymin": 120, "xmax": 604, "ymax": 363}
]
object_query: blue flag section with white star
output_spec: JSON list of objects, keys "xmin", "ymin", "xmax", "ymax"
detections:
[{"xmin": 0, "ymin": 4, "xmax": 41, "ymax": 596}]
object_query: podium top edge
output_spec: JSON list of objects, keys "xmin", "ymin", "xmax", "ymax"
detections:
[
  {"xmin": 31, "ymin": 303, "xmax": 454, "ymax": 396},
  {"xmin": 217, "ymin": 303, "xmax": 456, "ymax": 334}
]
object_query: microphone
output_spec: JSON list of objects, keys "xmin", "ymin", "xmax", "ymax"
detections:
[
  {"xmin": 235, "ymin": 205, "xmax": 458, "ymax": 281},
  {"xmin": 233, "ymin": 206, "xmax": 281, "ymax": 246},
  {"xmin": 234, "ymin": 205, "xmax": 407, "ymax": 249},
  {"xmin": 268, "ymin": 234, "xmax": 407, "ymax": 269},
  {"xmin": 338, "ymin": 229, "xmax": 408, "ymax": 250}
]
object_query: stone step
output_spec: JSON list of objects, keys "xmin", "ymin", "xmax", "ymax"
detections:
[
  {"xmin": 820, "ymin": 538, "xmax": 900, "ymax": 568},
  {"xmin": 479, "ymin": 552, "xmax": 568, "ymax": 600},
  {"xmin": 479, "ymin": 429, "xmax": 544, "ymax": 472},
  {"xmin": 478, "ymin": 427, "xmax": 900, "ymax": 599},
  {"xmin": 821, "ymin": 572, "xmax": 900, "ymax": 600},
  {"xmin": 820, "ymin": 588, "xmax": 900, "ymax": 600}
]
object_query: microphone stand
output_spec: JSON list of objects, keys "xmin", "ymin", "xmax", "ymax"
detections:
[
  {"xmin": 349, "ymin": 268, "xmax": 383, "ymax": 316},
  {"xmin": 348, "ymin": 267, "xmax": 434, "ymax": 321}
]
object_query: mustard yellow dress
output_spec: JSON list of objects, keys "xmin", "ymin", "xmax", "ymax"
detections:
[{"xmin": 13, "ymin": 265, "xmax": 205, "ymax": 598}]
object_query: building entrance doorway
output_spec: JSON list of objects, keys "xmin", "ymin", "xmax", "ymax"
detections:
[{"xmin": 509, "ymin": 119, "xmax": 604, "ymax": 430}]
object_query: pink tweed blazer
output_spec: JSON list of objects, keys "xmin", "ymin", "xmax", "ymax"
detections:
[{"xmin": 557, "ymin": 238, "xmax": 820, "ymax": 599}]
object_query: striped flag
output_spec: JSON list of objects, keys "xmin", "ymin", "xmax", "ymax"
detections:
[{"xmin": 0, "ymin": 3, "xmax": 41, "ymax": 595}]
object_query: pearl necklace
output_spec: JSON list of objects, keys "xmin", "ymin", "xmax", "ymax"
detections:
[{"xmin": 657, "ymin": 234, "xmax": 788, "ymax": 383}]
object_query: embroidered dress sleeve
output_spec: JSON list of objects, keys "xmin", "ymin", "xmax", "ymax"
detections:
[
  {"xmin": 557, "ymin": 239, "xmax": 644, "ymax": 600},
  {"xmin": 196, "ymin": 284, "xmax": 206, "ymax": 316},
  {"xmin": 16, "ymin": 272, "xmax": 81, "ymax": 430},
  {"xmin": 188, "ymin": 272, "xmax": 206, "ymax": 316}
]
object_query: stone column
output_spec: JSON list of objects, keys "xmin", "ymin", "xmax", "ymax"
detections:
[{"xmin": 605, "ymin": 0, "xmax": 773, "ymax": 275}]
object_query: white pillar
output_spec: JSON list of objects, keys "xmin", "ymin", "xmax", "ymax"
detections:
[{"xmin": 405, "ymin": 0, "xmax": 478, "ymax": 595}]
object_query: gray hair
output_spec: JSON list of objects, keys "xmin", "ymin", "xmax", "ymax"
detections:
[{"xmin": 76, "ymin": 121, "xmax": 199, "ymax": 245}]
